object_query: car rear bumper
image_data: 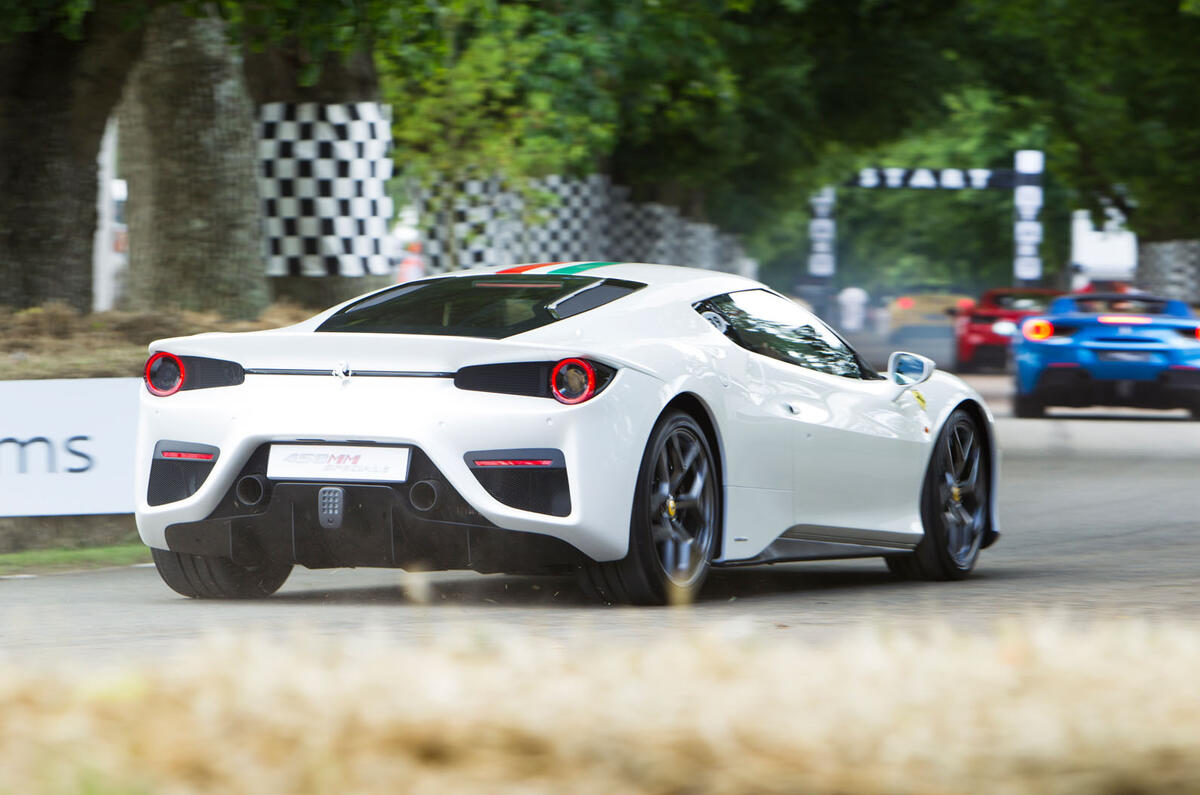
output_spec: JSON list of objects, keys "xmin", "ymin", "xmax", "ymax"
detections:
[
  {"xmin": 161, "ymin": 445, "xmax": 586, "ymax": 574},
  {"xmin": 1027, "ymin": 366, "xmax": 1200, "ymax": 408},
  {"xmin": 134, "ymin": 370, "xmax": 668, "ymax": 563}
]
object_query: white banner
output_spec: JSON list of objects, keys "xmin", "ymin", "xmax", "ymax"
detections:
[{"xmin": 0, "ymin": 378, "xmax": 139, "ymax": 517}]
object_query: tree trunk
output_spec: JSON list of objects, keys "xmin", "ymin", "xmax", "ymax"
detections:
[
  {"xmin": 245, "ymin": 47, "xmax": 392, "ymax": 307},
  {"xmin": 119, "ymin": 6, "xmax": 268, "ymax": 320},
  {"xmin": 0, "ymin": 3, "xmax": 144, "ymax": 311}
]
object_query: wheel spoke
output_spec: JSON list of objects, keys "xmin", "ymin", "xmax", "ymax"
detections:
[
  {"xmin": 655, "ymin": 448, "xmax": 670, "ymax": 485},
  {"xmin": 675, "ymin": 539, "xmax": 695, "ymax": 574},
  {"xmin": 670, "ymin": 436, "xmax": 700, "ymax": 491},
  {"xmin": 650, "ymin": 517, "xmax": 674, "ymax": 543},
  {"xmin": 959, "ymin": 451, "xmax": 981, "ymax": 495},
  {"xmin": 649, "ymin": 481, "xmax": 671, "ymax": 514},
  {"xmin": 956, "ymin": 428, "xmax": 975, "ymax": 479}
]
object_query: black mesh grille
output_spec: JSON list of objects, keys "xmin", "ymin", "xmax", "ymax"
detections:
[
  {"xmin": 471, "ymin": 468, "xmax": 571, "ymax": 517},
  {"xmin": 148, "ymin": 459, "xmax": 216, "ymax": 506},
  {"xmin": 454, "ymin": 362, "xmax": 552, "ymax": 397},
  {"xmin": 180, "ymin": 356, "xmax": 245, "ymax": 390}
]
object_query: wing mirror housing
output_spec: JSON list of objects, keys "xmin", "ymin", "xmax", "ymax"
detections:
[{"xmin": 887, "ymin": 351, "xmax": 935, "ymax": 399}]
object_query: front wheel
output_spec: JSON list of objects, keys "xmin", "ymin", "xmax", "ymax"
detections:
[
  {"xmin": 578, "ymin": 410, "xmax": 720, "ymax": 605},
  {"xmin": 887, "ymin": 408, "xmax": 990, "ymax": 581},
  {"xmin": 152, "ymin": 547, "xmax": 292, "ymax": 599}
]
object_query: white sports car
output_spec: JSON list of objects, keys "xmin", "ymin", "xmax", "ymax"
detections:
[{"xmin": 136, "ymin": 262, "xmax": 999, "ymax": 604}]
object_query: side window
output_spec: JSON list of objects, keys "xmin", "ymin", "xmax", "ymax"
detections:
[{"xmin": 705, "ymin": 290, "xmax": 868, "ymax": 379}]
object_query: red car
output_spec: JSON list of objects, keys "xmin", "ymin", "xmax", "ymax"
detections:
[{"xmin": 953, "ymin": 288, "xmax": 1062, "ymax": 372}]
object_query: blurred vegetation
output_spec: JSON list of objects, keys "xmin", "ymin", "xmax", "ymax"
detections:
[{"xmin": 0, "ymin": 302, "xmax": 314, "ymax": 380}]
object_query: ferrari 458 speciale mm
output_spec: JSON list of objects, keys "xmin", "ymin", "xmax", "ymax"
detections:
[
  {"xmin": 136, "ymin": 262, "xmax": 1000, "ymax": 604},
  {"xmin": 1013, "ymin": 293, "xmax": 1200, "ymax": 418}
]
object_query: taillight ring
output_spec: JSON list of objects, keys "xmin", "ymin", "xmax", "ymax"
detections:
[
  {"xmin": 551, "ymin": 358, "xmax": 597, "ymax": 404},
  {"xmin": 145, "ymin": 352, "xmax": 186, "ymax": 396},
  {"xmin": 1023, "ymin": 319, "xmax": 1054, "ymax": 342}
]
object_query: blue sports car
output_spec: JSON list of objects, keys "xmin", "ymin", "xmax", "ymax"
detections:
[{"xmin": 1013, "ymin": 293, "xmax": 1200, "ymax": 418}]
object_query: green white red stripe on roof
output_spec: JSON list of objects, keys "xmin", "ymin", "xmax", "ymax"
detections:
[{"xmin": 495, "ymin": 261, "xmax": 621, "ymax": 275}]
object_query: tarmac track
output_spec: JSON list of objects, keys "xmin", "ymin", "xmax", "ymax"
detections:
[{"xmin": 3, "ymin": 375, "xmax": 1199, "ymax": 663}]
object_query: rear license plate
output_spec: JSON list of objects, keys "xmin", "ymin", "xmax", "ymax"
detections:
[
  {"xmin": 267, "ymin": 444, "xmax": 410, "ymax": 482},
  {"xmin": 1097, "ymin": 350, "xmax": 1156, "ymax": 363}
]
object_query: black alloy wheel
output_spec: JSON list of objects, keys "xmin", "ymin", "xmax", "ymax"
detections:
[
  {"xmin": 887, "ymin": 408, "xmax": 989, "ymax": 581},
  {"xmin": 578, "ymin": 410, "xmax": 719, "ymax": 605}
]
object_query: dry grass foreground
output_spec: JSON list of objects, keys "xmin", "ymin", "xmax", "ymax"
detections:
[
  {"xmin": 3, "ymin": 619, "xmax": 1200, "ymax": 794},
  {"xmin": 0, "ymin": 302, "xmax": 315, "ymax": 380}
]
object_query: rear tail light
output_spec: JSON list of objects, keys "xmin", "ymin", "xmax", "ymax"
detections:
[
  {"xmin": 455, "ymin": 359, "xmax": 615, "ymax": 401},
  {"xmin": 1022, "ymin": 319, "xmax": 1055, "ymax": 341},
  {"xmin": 144, "ymin": 353, "xmax": 245, "ymax": 396},
  {"xmin": 145, "ymin": 352, "xmax": 185, "ymax": 396},
  {"xmin": 895, "ymin": 297, "xmax": 915, "ymax": 310},
  {"xmin": 551, "ymin": 358, "xmax": 596, "ymax": 404},
  {"xmin": 1176, "ymin": 327, "xmax": 1200, "ymax": 341}
]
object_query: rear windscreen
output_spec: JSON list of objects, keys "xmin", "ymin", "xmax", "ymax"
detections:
[
  {"xmin": 1068, "ymin": 297, "xmax": 1170, "ymax": 315},
  {"xmin": 316, "ymin": 276, "xmax": 644, "ymax": 338}
]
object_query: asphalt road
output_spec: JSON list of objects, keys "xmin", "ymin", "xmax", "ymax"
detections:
[{"xmin": 4, "ymin": 374, "xmax": 1199, "ymax": 664}]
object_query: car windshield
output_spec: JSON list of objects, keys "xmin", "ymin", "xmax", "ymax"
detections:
[
  {"xmin": 316, "ymin": 275, "xmax": 644, "ymax": 338},
  {"xmin": 990, "ymin": 292, "xmax": 1055, "ymax": 310}
]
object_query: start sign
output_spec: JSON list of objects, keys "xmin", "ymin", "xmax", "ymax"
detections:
[{"xmin": 852, "ymin": 167, "xmax": 1017, "ymax": 190}]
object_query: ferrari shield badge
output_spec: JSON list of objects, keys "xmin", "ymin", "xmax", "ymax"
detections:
[{"xmin": 911, "ymin": 389, "xmax": 927, "ymax": 410}]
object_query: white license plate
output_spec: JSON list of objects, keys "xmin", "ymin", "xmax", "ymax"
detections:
[
  {"xmin": 1098, "ymin": 350, "xmax": 1155, "ymax": 363},
  {"xmin": 266, "ymin": 444, "xmax": 410, "ymax": 482}
]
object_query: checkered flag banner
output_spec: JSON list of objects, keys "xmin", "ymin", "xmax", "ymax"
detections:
[
  {"xmin": 414, "ymin": 173, "xmax": 757, "ymax": 279},
  {"xmin": 257, "ymin": 103, "xmax": 394, "ymax": 277}
]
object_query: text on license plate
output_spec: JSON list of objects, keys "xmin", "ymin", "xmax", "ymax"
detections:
[{"xmin": 266, "ymin": 444, "xmax": 410, "ymax": 482}]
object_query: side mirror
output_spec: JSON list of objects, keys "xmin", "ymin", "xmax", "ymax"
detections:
[{"xmin": 887, "ymin": 351, "xmax": 935, "ymax": 394}]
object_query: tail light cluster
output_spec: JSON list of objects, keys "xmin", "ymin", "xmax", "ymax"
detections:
[
  {"xmin": 1021, "ymin": 320, "xmax": 1079, "ymax": 342},
  {"xmin": 144, "ymin": 352, "xmax": 245, "ymax": 396},
  {"xmin": 1176, "ymin": 327, "xmax": 1200, "ymax": 341},
  {"xmin": 454, "ymin": 358, "xmax": 616, "ymax": 404}
]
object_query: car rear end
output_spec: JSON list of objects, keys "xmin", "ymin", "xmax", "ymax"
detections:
[
  {"xmin": 1015, "ymin": 296, "xmax": 1200, "ymax": 411},
  {"xmin": 134, "ymin": 273, "xmax": 668, "ymax": 575}
]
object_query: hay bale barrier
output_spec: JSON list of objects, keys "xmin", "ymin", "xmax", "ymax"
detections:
[{"xmin": 3, "ymin": 619, "xmax": 1200, "ymax": 793}]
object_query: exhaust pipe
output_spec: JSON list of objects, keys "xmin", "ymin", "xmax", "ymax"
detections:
[
  {"xmin": 408, "ymin": 480, "xmax": 441, "ymax": 512},
  {"xmin": 236, "ymin": 474, "xmax": 270, "ymax": 507}
]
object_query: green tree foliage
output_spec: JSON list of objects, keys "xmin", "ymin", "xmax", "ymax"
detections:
[
  {"xmin": 965, "ymin": 0, "xmax": 1200, "ymax": 241},
  {"xmin": 754, "ymin": 89, "xmax": 1073, "ymax": 294}
]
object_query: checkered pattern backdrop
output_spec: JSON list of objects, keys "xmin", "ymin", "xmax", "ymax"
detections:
[
  {"xmin": 415, "ymin": 174, "xmax": 756, "ymax": 277},
  {"xmin": 1138, "ymin": 241, "xmax": 1200, "ymax": 302},
  {"xmin": 257, "ymin": 102, "xmax": 394, "ymax": 277}
]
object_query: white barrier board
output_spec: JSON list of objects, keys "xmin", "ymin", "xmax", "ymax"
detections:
[{"xmin": 0, "ymin": 378, "xmax": 139, "ymax": 517}]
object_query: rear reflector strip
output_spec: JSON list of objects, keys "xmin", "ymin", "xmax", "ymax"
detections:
[
  {"xmin": 1048, "ymin": 362, "xmax": 1080, "ymax": 368},
  {"xmin": 1098, "ymin": 315, "xmax": 1153, "ymax": 324},
  {"xmin": 161, "ymin": 451, "xmax": 216, "ymax": 461},
  {"xmin": 473, "ymin": 459, "xmax": 554, "ymax": 467}
]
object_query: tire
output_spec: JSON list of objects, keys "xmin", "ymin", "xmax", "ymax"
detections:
[
  {"xmin": 578, "ymin": 410, "xmax": 720, "ymax": 605},
  {"xmin": 151, "ymin": 547, "xmax": 292, "ymax": 599},
  {"xmin": 1013, "ymin": 392, "xmax": 1044, "ymax": 419},
  {"xmin": 887, "ymin": 408, "xmax": 990, "ymax": 581}
]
